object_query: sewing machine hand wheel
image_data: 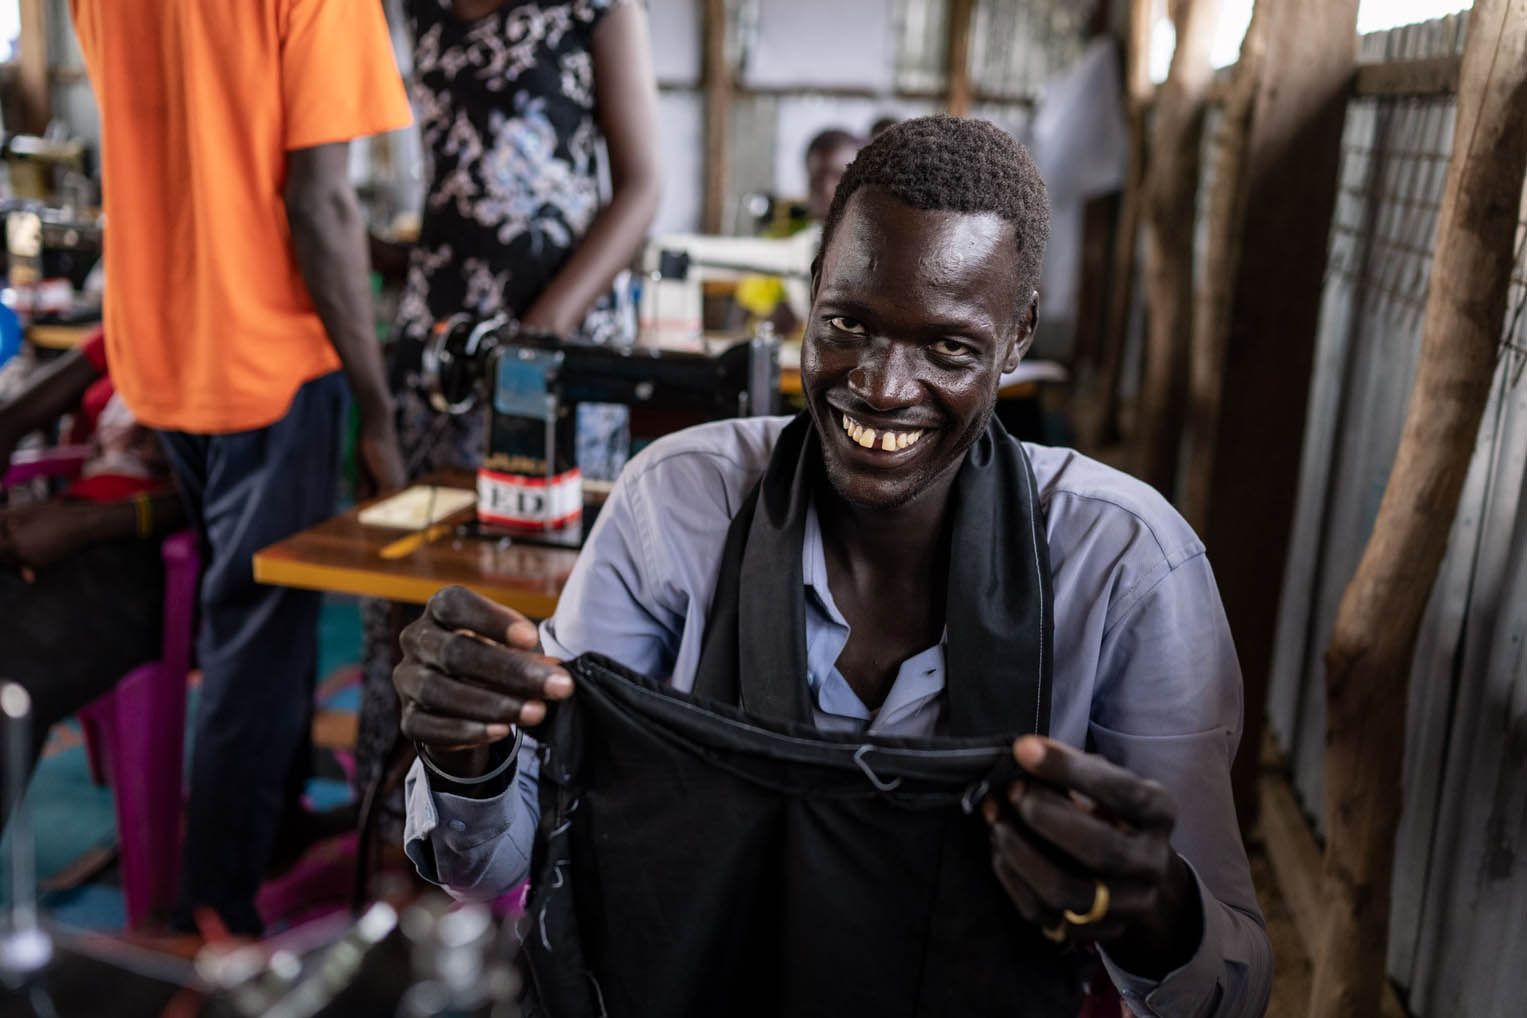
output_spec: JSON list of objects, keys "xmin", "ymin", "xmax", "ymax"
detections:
[{"xmin": 422, "ymin": 313, "xmax": 510, "ymax": 415}]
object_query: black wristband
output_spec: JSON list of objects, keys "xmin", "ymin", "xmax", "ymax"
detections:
[{"xmin": 417, "ymin": 729, "xmax": 521, "ymax": 799}]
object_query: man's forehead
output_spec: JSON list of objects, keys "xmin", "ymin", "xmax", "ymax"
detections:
[{"xmin": 818, "ymin": 190, "xmax": 1020, "ymax": 298}]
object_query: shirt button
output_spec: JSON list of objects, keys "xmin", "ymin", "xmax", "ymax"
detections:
[{"xmin": 448, "ymin": 819, "xmax": 467, "ymax": 833}]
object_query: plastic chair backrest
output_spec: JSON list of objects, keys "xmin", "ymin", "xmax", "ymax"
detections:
[{"xmin": 1, "ymin": 445, "xmax": 93, "ymax": 488}]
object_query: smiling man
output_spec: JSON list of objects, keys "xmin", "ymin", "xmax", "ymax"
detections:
[{"xmin": 395, "ymin": 117, "xmax": 1271, "ymax": 1016}]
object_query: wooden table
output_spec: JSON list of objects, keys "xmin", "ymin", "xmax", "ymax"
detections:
[{"xmin": 252, "ymin": 472, "xmax": 579, "ymax": 618}]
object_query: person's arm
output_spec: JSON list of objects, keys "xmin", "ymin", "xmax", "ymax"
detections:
[
  {"xmin": 986, "ymin": 551, "xmax": 1271, "ymax": 1018},
  {"xmin": 0, "ymin": 348, "xmax": 101, "ymax": 468},
  {"xmin": 284, "ymin": 143, "xmax": 406, "ymax": 496},
  {"xmin": 518, "ymin": 2, "xmax": 661, "ymax": 334},
  {"xmin": 399, "ymin": 437, "xmax": 700, "ymax": 897},
  {"xmin": 0, "ymin": 487, "xmax": 184, "ymax": 570},
  {"xmin": 395, "ymin": 585, "xmax": 567, "ymax": 899}
]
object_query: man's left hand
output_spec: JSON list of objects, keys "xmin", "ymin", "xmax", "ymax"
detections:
[{"xmin": 983, "ymin": 735, "xmax": 1203, "ymax": 978}]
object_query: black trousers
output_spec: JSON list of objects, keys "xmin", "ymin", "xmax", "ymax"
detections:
[
  {"xmin": 524, "ymin": 655, "xmax": 1082, "ymax": 1018},
  {"xmin": 157, "ymin": 371, "xmax": 346, "ymax": 935}
]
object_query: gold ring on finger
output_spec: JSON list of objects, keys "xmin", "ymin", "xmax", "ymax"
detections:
[
  {"xmin": 1063, "ymin": 881, "xmax": 1110, "ymax": 926},
  {"xmin": 1041, "ymin": 917, "xmax": 1068, "ymax": 943}
]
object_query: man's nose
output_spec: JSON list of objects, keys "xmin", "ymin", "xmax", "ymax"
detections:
[{"xmin": 848, "ymin": 342, "xmax": 919, "ymax": 410}]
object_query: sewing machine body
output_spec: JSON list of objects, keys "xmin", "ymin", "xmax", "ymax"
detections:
[{"xmin": 422, "ymin": 317, "xmax": 778, "ymax": 534}]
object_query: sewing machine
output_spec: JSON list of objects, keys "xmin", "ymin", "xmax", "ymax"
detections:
[
  {"xmin": 422, "ymin": 314, "xmax": 778, "ymax": 538},
  {"xmin": 637, "ymin": 230, "xmax": 818, "ymax": 349}
]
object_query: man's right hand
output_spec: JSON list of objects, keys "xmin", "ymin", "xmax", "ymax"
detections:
[{"xmin": 395, "ymin": 586, "xmax": 574, "ymax": 768}]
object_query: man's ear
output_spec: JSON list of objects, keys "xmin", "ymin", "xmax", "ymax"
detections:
[{"xmin": 1002, "ymin": 291, "xmax": 1039, "ymax": 373}]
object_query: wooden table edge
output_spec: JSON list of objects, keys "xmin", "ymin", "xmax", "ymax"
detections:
[{"xmin": 252, "ymin": 549, "xmax": 561, "ymax": 618}]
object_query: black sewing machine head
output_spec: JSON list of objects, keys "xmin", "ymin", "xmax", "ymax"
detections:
[{"xmin": 422, "ymin": 314, "xmax": 778, "ymax": 533}]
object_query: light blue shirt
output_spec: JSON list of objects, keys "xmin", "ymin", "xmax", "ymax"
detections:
[
  {"xmin": 404, "ymin": 416, "xmax": 1271, "ymax": 1018},
  {"xmin": 800, "ymin": 499, "xmax": 949, "ymax": 735}
]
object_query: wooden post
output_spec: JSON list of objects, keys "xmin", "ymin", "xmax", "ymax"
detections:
[
  {"xmin": 18, "ymin": 0, "xmax": 50, "ymax": 136},
  {"xmin": 700, "ymin": 0, "xmax": 731, "ymax": 235},
  {"xmin": 946, "ymin": 0, "xmax": 975, "ymax": 117},
  {"xmin": 1310, "ymin": 4, "xmax": 1527, "ymax": 1017},
  {"xmin": 1134, "ymin": 0, "xmax": 1219, "ymax": 494},
  {"xmin": 1198, "ymin": 0, "xmax": 1358, "ymax": 834},
  {"xmin": 1180, "ymin": 1, "xmax": 1267, "ymax": 531},
  {"xmin": 1086, "ymin": 0, "xmax": 1154, "ymax": 448}
]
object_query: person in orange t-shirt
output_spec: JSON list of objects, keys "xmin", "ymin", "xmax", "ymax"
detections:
[{"xmin": 70, "ymin": 0, "xmax": 412, "ymax": 934}]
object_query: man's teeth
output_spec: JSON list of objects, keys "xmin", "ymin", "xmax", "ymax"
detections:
[{"xmin": 840, "ymin": 412, "xmax": 924, "ymax": 451}]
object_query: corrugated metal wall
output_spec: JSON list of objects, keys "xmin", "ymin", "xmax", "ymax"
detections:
[{"xmin": 1266, "ymin": 12, "xmax": 1527, "ymax": 1017}]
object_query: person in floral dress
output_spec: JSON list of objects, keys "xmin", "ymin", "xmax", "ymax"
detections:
[{"xmin": 359, "ymin": 0, "xmax": 660, "ymax": 837}]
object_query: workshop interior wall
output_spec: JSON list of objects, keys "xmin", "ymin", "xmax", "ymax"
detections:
[{"xmin": 1265, "ymin": 12, "xmax": 1527, "ymax": 1016}]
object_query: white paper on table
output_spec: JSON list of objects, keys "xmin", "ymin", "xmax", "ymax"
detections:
[{"xmin": 357, "ymin": 486, "xmax": 478, "ymax": 530}]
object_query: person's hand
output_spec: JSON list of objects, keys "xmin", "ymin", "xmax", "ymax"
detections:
[
  {"xmin": 518, "ymin": 296, "xmax": 580, "ymax": 338},
  {"xmin": 0, "ymin": 501, "xmax": 92, "ymax": 570},
  {"xmin": 395, "ymin": 585, "xmax": 574, "ymax": 774},
  {"xmin": 982, "ymin": 735, "xmax": 1202, "ymax": 977},
  {"xmin": 356, "ymin": 409, "xmax": 406, "ymax": 500}
]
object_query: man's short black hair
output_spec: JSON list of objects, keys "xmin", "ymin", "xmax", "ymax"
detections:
[{"xmin": 817, "ymin": 115, "xmax": 1050, "ymax": 299}]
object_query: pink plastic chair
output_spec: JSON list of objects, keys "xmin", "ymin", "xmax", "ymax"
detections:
[
  {"xmin": 1, "ymin": 445, "xmax": 92, "ymax": 486},
  {"xmin": 76, "ymin": 529, "xmax": 199, "ymax": 929},
  {"xmin": 5, "ymin": 450, "xmax": 198, "ymax": 929}
]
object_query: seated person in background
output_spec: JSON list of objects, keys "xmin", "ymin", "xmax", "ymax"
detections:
[
  {"xmin": 394, "ymin": 117, "xmax": 1272, "ymax": 1016},
  {"xmin": 735, "ymin": 127, "xmax": 863, "ymax": 334},
  {"xmin": 0, "ymin": 332, "xmax": 183, "ymax": 781}
]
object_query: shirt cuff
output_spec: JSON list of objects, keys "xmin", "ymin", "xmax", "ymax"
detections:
[
  {"xmin": 1100, "ymin": 858, "xmax": 1224, "ymax": 1018},
  {"xmin": 403, "ymin": 754, "xmax": 532, "ymax": 897}
]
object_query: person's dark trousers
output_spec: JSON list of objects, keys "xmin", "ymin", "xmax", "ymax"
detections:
[{"xmin": 158, "ymin": 371, "xmax": 347, "ymax": 936}]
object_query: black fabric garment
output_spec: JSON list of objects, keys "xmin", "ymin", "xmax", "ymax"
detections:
[
  {"xmin": 692, "ymin": 411, "xmax": 1055, "ymax": 737},
  {"xmin": 521, "ymin": 415, "xmax": 1081, "ymax": 1016},
  {"xmin": 0, "ymin": 536, "xmax": 163, "ymax": 822},
  {"xmin": 522, "ymin": 655, "xmax": 1083, "ymax": 1018}
]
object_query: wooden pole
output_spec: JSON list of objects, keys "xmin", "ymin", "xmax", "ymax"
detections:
[
  {"xmin": 17, "ymin": 0, "xmax": 50, "ymax": 136},
  {"xmin": 1198, "ymin": 0, "xmax": 1357, "ymax": 833},
  {"xmin": 1069, "ymin": 1, "xmax": 1129, "ymax": 371},
  {"xmin": 946, "ymin": 0, "xmax": 975, "ymax": 117},
  {"xmin": 1086, "ymin": 0, "xmax": 1154, "ymax": 449},
  {"xmin": 1180, "ymin": 2, "xmax": 1268, "ymax": 531},
  {"xmin": 700, "ymin": 0, "xmax": 731, "ymax": 235},
  {"xmin": 1310, "ymin": 4, "xmax": 1527, "ymax": 1017},
  {"xmin": 1134, "ymin": 0, "xmax": 1219, "ymax": 495}
]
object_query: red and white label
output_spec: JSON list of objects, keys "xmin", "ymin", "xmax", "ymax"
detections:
[{"xmin": 477, "ymin": 466, "xmax": 583, "ymax": 532}]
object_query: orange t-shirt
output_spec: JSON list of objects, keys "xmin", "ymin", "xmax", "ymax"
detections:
[{"xmin": 70, "ymin": 0, "xmax": 414, "ymax": 433}]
